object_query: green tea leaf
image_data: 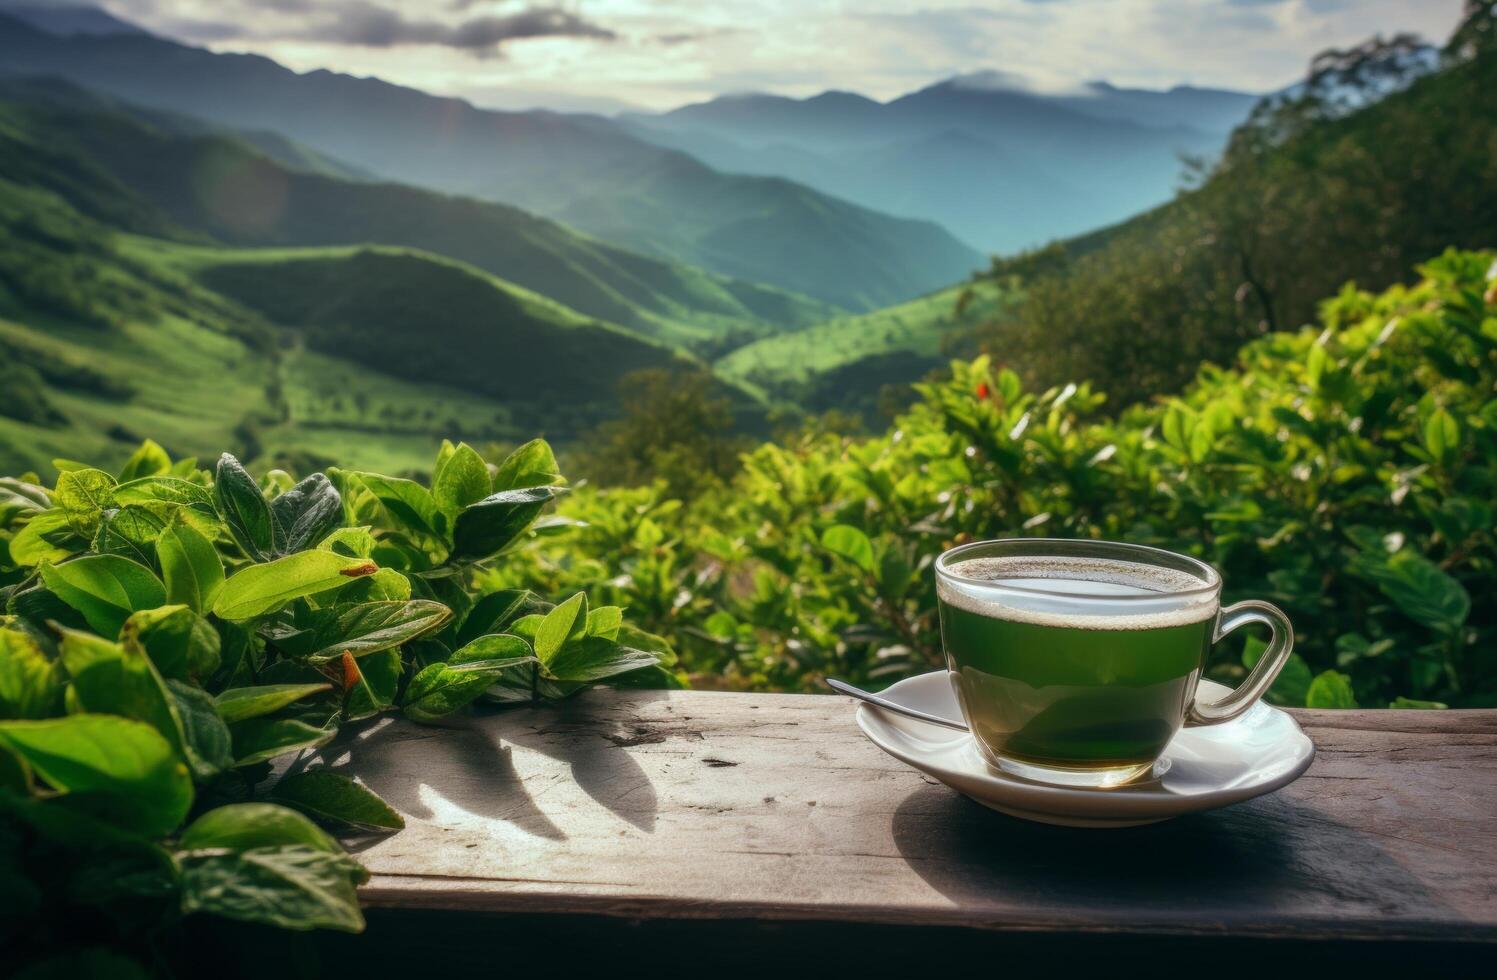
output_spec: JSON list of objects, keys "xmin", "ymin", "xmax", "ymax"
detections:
[
  {"xmin": 456, "ymin": 589, "xmax": 546, "ymax": 646},
  {"xmin": 166, "ymin": 679, "xmax": 234, "ymax": 779},
  {"xmin": 877, "ymin": 551, "xmax": 913, "ymax": 595},
  {"xmin": 117, "ymin": 440, "xmax": 171, "ymax": 482},
  {"xmin": 54, "ymin": 468, "xmax": 116, "ymax": 538},
  {"xmin": 120, "ymin": 605, "xmax": 221, "ymax": 681},
  {"xmin": 335, "ymin": 567, "xmax": 412, "ymax": 605},
  {"xmin": 1421, "ymin": 408, "xmax": 1460, "ymax": 464},
  {"xmin": 179, "ymin": 844, "xmax": 366, "ymax": 932},
  {"xmin": 7, "ymin": 578, "xmax": 87, "ymax": 633},
  {"xmin": 216, "ymin": 684, "xmax": 332, "ymax": 724},
  {"xmin": 61, "ymin": 628, "xmax": 185, "ymax": 757},
  {"xmin": 180, "ymin": 802, "xmax": 340, "ymax": 853},
  {"xmin": 268, "ymin": 474, "xmax": 343, "ymax": 556},
  {"xmin": 270, "ymin": 771, "xmax": 405, "ymax": 832},
  {"xmin": 1306, "ymin": 670, "xmax": 1359, "ymax": 709},
  {"xmin": 157, "ymin": 516, "xmax": 225, "ymax": 614},
  {"xmin": 585, "ymin": 605, "xmax": 623, "ymax": 641},
  {"xmin": 213, "ymin": 552, "xmax": 378, "ymax": 621},
  {"xmin": 113, "ymin": 476, "xmax": 217, "ymax": 521},
  {"xmin": 92, "ymin": 506, "xmax": 165, "ymax": 567},
  {"xmin": 215, "ymin": 453, "xmax": 274, "ymax": 562},
  {"xmin": 449, "ymin": 486, "xmax": 566, "ymax": 560},
  {"xmin": 448, "ymin": 632, "xmax": 533, "ymax": 670},
  {"xmin": 546, "ymin": 638, "xmax": 662, "ymax": 683},
  {"xmin": 821, "ymin": 524, "xmax": 875, "ymax": 574},
  {"xmin": 533, "ymin": 592, "xmax": 585, "ymax": 664},
  {"xmin": 401, "ymin": 636, "xmax": 534, "ymax": 722},
  {"xmin": 401, "ymin": 664, "xmax": 498, "ymax": 722},
  {"xmin": 289, "ymin": 600, "xmax": 452, "ymax": 663},
  {"xmin": 1355, "ymin": 550, "xmax": 1471, "ymax": 635},
  {"xmin": 343, "ymin": 648, "xmax": 401, "ymax": 720},
  {"xmin": 230, "ymin": 717, "xmax": 336, "ymax": 766},
  {"xmin": 432, "ymin": 443, "xmax": 492, "ymax": 516},
  {"xmin": 351, "ymin": 472, "xmax": 443, "ymax": 541},
  {"xmin": 1389, "ymin": 696, "xmax": 1447, "ymax": 709},
  {"xmin": 0, "ymin": 476, "xmax": 49, "ymax": 523},
  {"xmin": 0, "ymin": 714, "xmax": 192, "ymax": 837},
  {"xmin": 0, "ymin": 627, "xmax": 63, "ymax": 720},
  {"xmin": 491, "ymin": 439, "xmax": 562, "ymax": 493},
  {"xmin": 317, "ymin": 526, "xmax": 377, "ymax": 558},
  {"xmin": 41, "ymin": 555, "xmax": 166, "ymax": 637},
  {"xmin": 8, "ymin": 509, "xmax": 76, "ymax": 567}
]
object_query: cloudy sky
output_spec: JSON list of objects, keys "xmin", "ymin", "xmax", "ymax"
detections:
[{"xmin": 97, "ymin": 1, "xmax": 1465, "ymax": 111}]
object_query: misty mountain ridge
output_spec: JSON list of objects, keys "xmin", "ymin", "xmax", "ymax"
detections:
[
  {"xmin": 0, "ymin": 0, "xmax": 145, "ymax": 38},
  {"xmin": 0, "ymin": 9, "xmax": 981, "ymax": 310},
  {"xmin": 623, "ymin": 73, "xmax": 1263, "ymax": 252}
]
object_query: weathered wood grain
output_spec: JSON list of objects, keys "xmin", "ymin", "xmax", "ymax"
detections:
[{"xmin": 292, "ymin": 691, "xmax": 1497, "ymax": 944}]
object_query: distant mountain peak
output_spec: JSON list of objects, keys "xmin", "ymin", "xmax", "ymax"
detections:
[
  {"xmin": 936, "ymin": 70, "xmax": 1035, "ymax": 94},
  {"xmin": 0, "ymin": 2, "xmax": 146, "ymax": 37},
  {"xmin": 803, "ymin": 89, "xmax": 881, "ymax": 107},
  {"xmin": 1082, "ymin": 78, "xmax": 1258, "ymax": 98}
]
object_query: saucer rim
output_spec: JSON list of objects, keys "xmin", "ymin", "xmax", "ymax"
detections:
[{"xmin": 854, "ymin": 670, "xmax": 1316, "ymax": 819}]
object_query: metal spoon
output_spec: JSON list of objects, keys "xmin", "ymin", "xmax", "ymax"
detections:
[{"xmin": 825, "ymin": 678, "xmax": 970, "ymax": 732}]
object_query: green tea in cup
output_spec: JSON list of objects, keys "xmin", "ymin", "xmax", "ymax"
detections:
[{"xmin": 935, "ymin": 539, "xmax": 1293, "ymax": 788}]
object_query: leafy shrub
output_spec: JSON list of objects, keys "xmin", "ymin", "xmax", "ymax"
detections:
[
  {"xmin": 505, "ymin": 250, "xmax": 1496, "ymax": 707},
  {"xmin": 0, "ymin": 438, "xmax": 679, "ymax": 975},
  {"xmin": 571, "ymin": 366, "xmax": 753, "ymax": 500}
]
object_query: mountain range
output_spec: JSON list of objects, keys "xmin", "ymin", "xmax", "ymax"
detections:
[
  {"xmin": 0, "ymin": 10, "xmax": 982, "ymax": 311},
  {"xmin": 0, "ymin": 2, "xmax": 1293, "ymax": 474},
  {"xmin": 0, "ymin": 77, "xmax": 834, "ymax": 349},
  {"xmin": 621, "ymin": 75, "xmax": 1260, "ymax": 253}
]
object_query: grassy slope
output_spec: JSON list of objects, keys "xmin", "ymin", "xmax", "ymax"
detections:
[
  {"xmin": 715, "ymin": 281, "xmax": 1006, "ymax": 390},
  {"xmin": 0, "ymin": 179, "xmax": 761, "ymax": 477},
  {"xmin": 0, "ymin": 82, "xmax": 839, "ymax": 350}
]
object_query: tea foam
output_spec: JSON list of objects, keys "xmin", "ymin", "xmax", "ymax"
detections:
[{"xmin": 938, "ymin": 556, "xmax": 1217, "ymax": 631}]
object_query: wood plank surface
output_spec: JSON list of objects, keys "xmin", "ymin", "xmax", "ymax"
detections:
[{"xmin": 292, "ymin": 690, "xmax": 1497, "ymax": 944}]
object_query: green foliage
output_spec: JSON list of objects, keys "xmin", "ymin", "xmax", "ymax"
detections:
[
  {"xmin": 502, "ymin": 251, "xmax": 1495, "ymax": 707},
  {"xmin": 573, "ymin": 367, "xmax": 755, "ymax": 500},
  {"xmin": 0, "ymin": 438, "xmax": 678, "ymax": 974}
]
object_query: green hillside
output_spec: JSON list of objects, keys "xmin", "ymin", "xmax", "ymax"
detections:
[
  {"xmin": 0, "ymin": 15, "xmax": 984, "ymax": 311},
  {"xmin": 715, "ymin": 280, "xmax": 1006, "ymax": 416},
  {"xmin": 0, "ymin": 177, "xmax": 748, "ymax": 477},
  {"xmin": 0, "ymin": 80, "xmax": 838, "ymax": 350},
  {"xmin": 717, "ymin": 282, "xmax": 1004, "ymax": 385}
]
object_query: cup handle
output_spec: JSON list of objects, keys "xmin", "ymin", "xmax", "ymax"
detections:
[{"xmin": 1186, "ymin": 600, "xmax": 1295, "ymax": 726}]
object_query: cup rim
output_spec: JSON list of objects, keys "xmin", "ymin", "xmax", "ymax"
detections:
[{"xmin": 935, "ymin": 537, "xmax": 1222, "ymax": 603}]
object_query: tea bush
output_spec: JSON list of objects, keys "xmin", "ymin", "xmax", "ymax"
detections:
[
  {"xmin": 0, "ymin": 438, "xmax": 680, "ymax": 974},
  {"xmin": 1, "ymin": 250, "xmax": 1491, "ymax": 974},
  {"xmin": 503, "ymin": 250, "xmax": 1495, "ymax": 707}
]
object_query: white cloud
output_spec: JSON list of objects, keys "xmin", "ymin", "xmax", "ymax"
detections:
[{"xmin": 100, "ymin": 0, "xmax": 1468, "ymax": 110}]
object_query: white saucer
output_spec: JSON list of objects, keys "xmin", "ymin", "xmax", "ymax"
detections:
[{"xmin": 855, "ymin": 671, "xmax": 1315, "ymax": 828}]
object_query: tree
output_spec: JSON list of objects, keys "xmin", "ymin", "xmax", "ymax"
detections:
[
  {"xmin": 576, "ymin": 368, "xmax": 749, "ymax": 499},
  {"xmin": 1446, "ymin": 0, "xmax": 1496, "ymax": 62}
]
